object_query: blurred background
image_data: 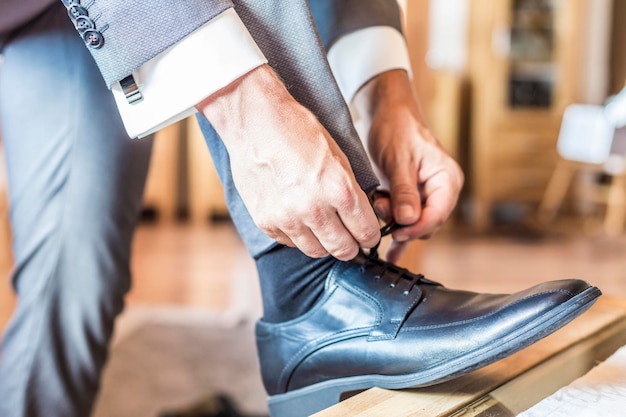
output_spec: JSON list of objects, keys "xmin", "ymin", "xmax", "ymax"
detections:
[{"xmin": 0, "ymin": 0, "xmax": 625, "ymax": 415}]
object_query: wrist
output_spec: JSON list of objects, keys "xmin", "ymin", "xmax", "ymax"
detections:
[
  {"xmin": 196, "ymin": 64, "xmax": 291, "ymax": 142},
  {"xmin": 353, "ymin": 69, "xmax": 425, "ymax": 123}
]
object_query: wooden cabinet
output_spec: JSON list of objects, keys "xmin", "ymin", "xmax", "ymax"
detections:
[{"xmin": 467, "ymin": 0, "xmax": 595, "ymax": 229}]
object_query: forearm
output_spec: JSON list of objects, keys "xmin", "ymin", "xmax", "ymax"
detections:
[
  {"xmin": 196, "ymin": 64, "xmax": 381, "ymax": 260},
  {"xmin": 352, "ymin": 70, "xmax": 422, "ymax": 123}
]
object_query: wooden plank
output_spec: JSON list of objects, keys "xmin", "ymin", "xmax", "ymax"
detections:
[{"xmin": 314, "ymin": 297, "xmax": 626, "ymax": 416}]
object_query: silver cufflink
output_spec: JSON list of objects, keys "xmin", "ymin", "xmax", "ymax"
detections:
[{"xmin": 120, "ymin": 74, "xmax": 143, "ymax": 104}]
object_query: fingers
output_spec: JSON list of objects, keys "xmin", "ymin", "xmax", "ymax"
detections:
[
  {"xmin": 299, "ymin": 178, "xmax": 381, "ymax": 260},
  {"xmin": 309, "ymin": 215, "xmax": 361, "ymax": 261},
  {"xmin": 373, "ymin": 192, "xmax": 392, "ymax": 222},
  {"xmin": 268, "ymin": 217, "xmax": 376, "ymax": 261},
  {"xmin": 388, "ymin": 167, "xmax": 422, "ymax": 228},
  {"xmin": 263, "ymin": 191, "xmax": 380, "ymax": 261},
  {"xmin": 335, "ymin": 188, "xmax": 381, "ymax": 250},
  {"xmin": 391, "ymin": 179, "xmax": 459, "ymax": 242}
]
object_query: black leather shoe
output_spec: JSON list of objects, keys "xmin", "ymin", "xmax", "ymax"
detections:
[{"xmin": 255, "ymin": 256, "xmax": 601, "ymax": 417}]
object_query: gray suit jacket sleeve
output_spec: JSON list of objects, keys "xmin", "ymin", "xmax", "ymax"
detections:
[
  {"xmin": 60, "ymin": 0, "xmax": 234, "ymax": 88},
  {"xmin": 307, "ymin": 0, "xmax": 404, "ymax": 50}
]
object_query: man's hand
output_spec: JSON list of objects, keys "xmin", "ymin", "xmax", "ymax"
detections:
[
  {"xmin": 353, "ymin": 70, "xmax": 464, "ymax": 263},
  {"xmin": 196, "ymin": 65, "xmax": 381, "ymax": 261}
]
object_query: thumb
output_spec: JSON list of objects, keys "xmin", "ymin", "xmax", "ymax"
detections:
[{"xmin": 389, "ymin": 170, "xmax": 422, "ymax": 226}]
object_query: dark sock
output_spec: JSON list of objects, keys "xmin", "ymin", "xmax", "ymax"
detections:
[{"xmin": 255, "ymin": 244, "xmax": 337, "ymax": 323}]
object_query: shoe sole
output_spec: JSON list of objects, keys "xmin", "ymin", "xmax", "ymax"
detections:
[{"xmin": 267, "ymin": 286, "xmax": 601, "ymax": 417}]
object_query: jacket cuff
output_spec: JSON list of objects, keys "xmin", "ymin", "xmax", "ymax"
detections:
[{"xmin": 112, "ymin": 8, "xmax": 267, "ymax": 139}]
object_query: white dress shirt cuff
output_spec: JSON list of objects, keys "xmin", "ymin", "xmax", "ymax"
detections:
[
  {"xmin": 112, "ymin": 8, "xmax": 267, "ymax": 139},
  {"xmin": 327, "ymin": 26, "xmax": 412, "ymax": 104}
]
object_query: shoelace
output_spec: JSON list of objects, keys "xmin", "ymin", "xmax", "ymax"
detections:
[
  {"xmin": 354, "ymin": 220, "xmax": 441, "ymax": 290},
  {"xmin": 366, "ymin": 220, "xmax": 402, "ymax": 259}
]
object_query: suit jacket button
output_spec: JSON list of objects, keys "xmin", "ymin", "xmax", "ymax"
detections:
[
  {"xmin": 68, "ymin": 5, "xmax": 88, "ymax": 21},
  {"xmin": 75, "ymin": 16, "xmax": 95, "ymax": 33},
  {"xmin": 83, "ymin": 30, "xmax": 104, "ymax": 49}
]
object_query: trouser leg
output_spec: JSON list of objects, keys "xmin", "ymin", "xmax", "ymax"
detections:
[
  {"xmin": 198, "ymin": 118, "xmax": 333, "ymax": 324},
  {"xmin": 197, "ymin": 1, "xmax": 379, "ymax": 323},
  {"xmin": 0, "ymin": 6, "xmax": 153, "ymax": 417}
]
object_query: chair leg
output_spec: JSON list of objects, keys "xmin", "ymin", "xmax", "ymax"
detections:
[
  {"xmin": 538, "ymin": 160, "xmax": 575, "ymax": 224},
  {"xmin": 604, "ymin": 174, "xmax": 626, "ymax": 236}
]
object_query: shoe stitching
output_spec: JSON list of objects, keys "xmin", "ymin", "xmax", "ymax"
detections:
[
  {"xmin": 277, "ymin": 265, "xmax": 430, "ymax": 390},
  {"xmin": 281, "ymin": 278, "xmax": 380, "ymax": 350},
  {"xmin": 273, "ymin": 268, "xmax": 380, "ymax": 392},
  {"xmin": 338, "ymin": 278, "xmax": 408, "ymax": 341},
  {"xmin": 338, "ymin": 279, "xmax": 385, "ymax": 326},
  {"xmin": 277, "ymin": 287, "xmax": 593, "ymax": 396},
  {"xmin": 402, "ymin": 289, "xmax": 575, "ymax": 331},
  {"xmin": 278, "ymin": 327, "xmax": 372, "ymax": 393}
]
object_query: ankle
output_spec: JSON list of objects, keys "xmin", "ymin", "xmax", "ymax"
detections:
[{"xmin": 255, "ymin": 245, "xmax": 336, "ymax": 323}]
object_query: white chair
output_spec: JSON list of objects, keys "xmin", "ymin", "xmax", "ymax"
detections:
[{"xmin": 538, "ymin": 103, "xmax": 626, "ymax": 234}]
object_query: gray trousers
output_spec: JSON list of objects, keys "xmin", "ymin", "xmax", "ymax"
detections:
[{"xmin": 0, "ymin": 7, "xmax": 153, "ymax": 417}]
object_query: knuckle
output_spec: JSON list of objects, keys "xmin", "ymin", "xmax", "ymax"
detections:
[
  {"xmin": 457, "ymin": 169, "xmax": 465, "ymax": 188},
  {"xmin": 278, "ymin": 216, "xmax": 299, "ymax": 233},
  {"xmin": 330, "ymin": 243, "xmax": 359, "ymax": 261},
  {"xmin": 295, "ymin": 237, "xmax": 327, "ymax": 259},
  {"xmin": 304, "ymin": 245, "xmax": 329, "ymax": 259},
  {"xmin": 356, "ymin": 227, "xmax": 381, "ymax": 246},
  {"xmin": 450, "ymin": 161, "xmax": 464, "ymax": 187},
  {"xmin": 257, "ymin": 220, "xmax": 277, "ymax": 236},
  {"xmin": 428, "ymin": 212, "xmax": 447, "ymax": 229},
  {"xmin": 391, "ymin": 183, "xmax": 417, "ymax": 200},
  {"xmin": 273, "ymin": 235, "xmax": 290, "ymax": 246},
  {"xmin": 305, "ymin": 205, "xmax": 328, "ymax": 227},
  {"xmin": 308, "ymin": 249, "xmax": 330, "ymax": 259},
  {"xmin": 450, "ymin": 164, "xmax": 462, "ymax": 179},
  {"xmin": 329, "ymin": 180, "xmax": 357, "ymax": 210}
]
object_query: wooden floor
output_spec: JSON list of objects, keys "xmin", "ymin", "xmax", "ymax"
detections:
[{"xmin": 2, "ymin": 220, "xmax": 626, "ymax": 336}]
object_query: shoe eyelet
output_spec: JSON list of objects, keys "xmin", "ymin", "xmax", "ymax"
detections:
[
  {"xmin": 374, "ymin": 275, "xmax": 381, "ymax": 280},
  {"xmin": 403, "ymin": 290, "xmax": 410, "ymax": 296},
  {"xmin": 389, "ymin": 283, "xmax": 395, "ymax": 288}
]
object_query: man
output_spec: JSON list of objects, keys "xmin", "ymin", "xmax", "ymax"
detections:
[{"xmin": 0, "ymin": 1, "xmax": 600, "ymax": 417}]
